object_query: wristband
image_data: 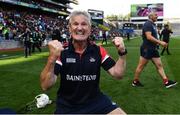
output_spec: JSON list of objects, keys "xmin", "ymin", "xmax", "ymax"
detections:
[{"xmin": 118, "ymin": 49, "xmax": 127, "ymax": 56}]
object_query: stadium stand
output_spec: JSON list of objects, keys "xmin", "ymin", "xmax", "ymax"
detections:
[
  {"xmin": 0, "ymin": 0, "xmax": 116, "ymax": 50},
  {"xmin": 0, "ymin": 0, "xmax": 78, "ymax": 50}
]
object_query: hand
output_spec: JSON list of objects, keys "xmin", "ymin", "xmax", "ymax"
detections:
[
  {"xmin": 112, "ymin": 37, "xmax": 125, "ymax": 53},
  {"xmin": 160, "ymin": 41, "xmax": 168, "ymax": 48},
  {"xmin": 48, "ymin": 40, "xmax": 64, "ymax": 61}
]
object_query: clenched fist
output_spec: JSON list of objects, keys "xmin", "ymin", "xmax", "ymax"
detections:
[
  {"xmin": 48, "ymin": 40, "xmax": 64, "ymax": 61},
  {"xmin": 112, "ymin": 37, "xmax": 125, "ymax": 53}
]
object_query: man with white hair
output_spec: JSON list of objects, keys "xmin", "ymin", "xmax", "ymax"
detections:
[
  {"xmin": 132, "ymin": 12, "xmax": 177, "ymax": 88},
  {"xmin": 40, "ymin": 10, "xmax": 127, "ymax": 114}
]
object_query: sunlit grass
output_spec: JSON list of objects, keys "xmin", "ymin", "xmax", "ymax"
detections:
[
  {"xmin": 0, "ymin": 52, "xmax": 49, "ymax": 66},
  {"xmin": 0, "ymin": 36, "xmax": 180, "ymax": 114}
]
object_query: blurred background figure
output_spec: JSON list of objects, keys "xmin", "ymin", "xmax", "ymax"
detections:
[
  {"xmin": 52, "ymin": 26, "xmax": 62, "ymax": 42},
  {"xmin": 23, "ymin": 27, "xmax": 32, "ymax": 58},
  {"xmin": 160, "ymin": 24, "xmax": 173, "ymax": 55},
  {"xmin": 32, "ymin": 28, "xmax": 42, "ymax": 53}
]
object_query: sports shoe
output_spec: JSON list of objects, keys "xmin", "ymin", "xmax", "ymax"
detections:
[
  {"xmin": 132, "ymin": 80, "xmax": 144, "ymax": 87},
  {"xmin": 165, "ymin": 80, "xmax": 178, "ymax": 88}
]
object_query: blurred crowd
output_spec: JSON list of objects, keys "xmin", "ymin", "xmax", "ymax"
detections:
[{"xmin": 0, "ymin": 6, "xmax": 122, "ymax": 45}]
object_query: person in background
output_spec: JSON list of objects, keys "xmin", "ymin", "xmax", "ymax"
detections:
[
  {"xmin": 160, "ymin": 24, "xmax": 173, "ymax": 55},
  {"xmin": 32, "ymin": 28, "xmax": 41, "ymax": 53},
  {"xmin": 23, "ymin": 27, "xmax": 32, "ymax": 58},
  {"xmin": 157, "ymin": 26, "xmax": 161, "ymax": 39},
  {"xmin": 102, "ymin": 30, "xmax": 107, "ymax": 45},
  {"xmin": 132, "ymin": 12, "xmax": 177, "ymax": 88},
  {"xmin": 40, "ymin": 10, "xmax": 127, "ymax": 114},
  {"xmin": 126, "ymin": 32, "xmax": 130, "ymax": 41},
  {"xmin": 52, "ymin": 26, "xmax": 62, "ymax": 42}
]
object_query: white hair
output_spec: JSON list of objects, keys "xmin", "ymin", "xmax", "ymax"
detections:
[
  {"xmin": 148, "ymin": 11, "xmax": 156, "ymax": 19},
  {"xmin": 68, "ymin": 10, "xmax": 92, "ymax": 26}
]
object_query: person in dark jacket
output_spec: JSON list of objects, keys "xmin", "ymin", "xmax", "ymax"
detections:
[
  {"xmin": 23, "ymin": 28, "xmax": 32, "ymax": 58},
  {"xmin": 32, "ymin": 28, "xmax": 41, "ymax": 53},
  {"xmin": 160, "ymin": 24, "xmax": 173, "ymax": 55},
  {"xmin": 52, "ymin": 26, "xmax": 62, "ymax": 42}
]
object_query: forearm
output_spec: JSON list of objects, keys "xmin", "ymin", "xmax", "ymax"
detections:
[
  {"xmin": 110, "ymin": 37, "xmax": 127, "ymax": 79},
  {"xmin": 109, "ymin": 55, "xmax": 126, "ymax": 79},
  {"xmin": 40, "ymin": 56, "xmax": 57, "ymax": 91},
  {"xmin": 148, "ymin": 35, "xmax": 159, "ymax": 43}
]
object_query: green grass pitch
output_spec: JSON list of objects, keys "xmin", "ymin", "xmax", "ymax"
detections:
[{"xmin": 0, "ymin": 36, "xmax": 180, "ymax": 114}]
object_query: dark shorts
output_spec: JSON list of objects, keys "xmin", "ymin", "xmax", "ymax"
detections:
[
  {"xmin": 54, "ymin": 94, "xmax": 118, "ymax": 114},
  {"xmin": 140, "ymin": 46, "xmax": 160, "ymax": 59}
]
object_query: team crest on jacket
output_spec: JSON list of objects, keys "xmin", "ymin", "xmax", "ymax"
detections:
[
  {"xmin": 66, "ymin": 58, "xmax": 76, "ymax": 63},
  {"xmin": 89, "ymin": 57, "xmax": 96, "ymax": 62}
]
